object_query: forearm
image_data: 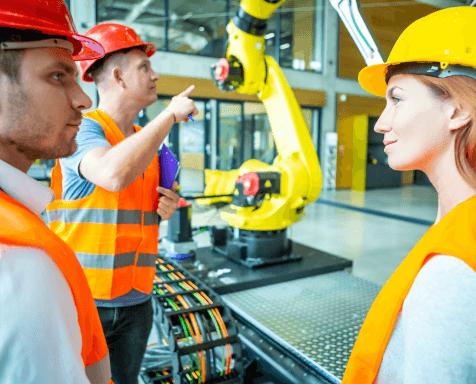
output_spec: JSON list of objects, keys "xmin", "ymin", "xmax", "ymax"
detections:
[{"xmin": 99, "ymin": 110, "xmax": 174, "ymax": 191}]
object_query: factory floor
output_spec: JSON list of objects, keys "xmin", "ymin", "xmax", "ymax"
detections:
[{"xmin": 141, "ymin": 184, "xmax": 438, "ymax": 384}]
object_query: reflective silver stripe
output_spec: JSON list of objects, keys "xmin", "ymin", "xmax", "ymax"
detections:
[
  {"xmin": 76, "ymin": 251, "xmax": 136, "ymax": 269},
  {"xmin": 48, "ymin": 208, "xmax": 142, "ymax": 225},
  {"xmin": 143, "ymin": 211, "xmax": 159, "ymax": 226},
  {"xmin": 136, "ymin": 253, "xmax": 157, "ymax": 267}
]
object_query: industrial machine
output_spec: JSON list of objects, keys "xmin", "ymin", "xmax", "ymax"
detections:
[
  {"xmin": 199, "ymin": 0, "xmax": 387, "ymax": 268},
  {"xmin": 208, "ymin": 0, "xmax": 322, "ymax": 267}
]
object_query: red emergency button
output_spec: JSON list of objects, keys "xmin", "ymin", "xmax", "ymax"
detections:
[
  {"xmin": 237, "ymin": 172, "xmax": 260, "ymax": 196},
  {"xmin": 215, "ymin": 58, "xmax": 230, "ymax": 81}
]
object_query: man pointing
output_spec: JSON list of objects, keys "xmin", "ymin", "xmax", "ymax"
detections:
[{"xmin": 47, "ymin": 22, "xmax": 198, "ymax": 384}]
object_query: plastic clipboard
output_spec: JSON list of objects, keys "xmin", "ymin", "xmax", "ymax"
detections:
[{"xmin": 159, "ymin": 144, "xmax": 180, "ymax": 190}]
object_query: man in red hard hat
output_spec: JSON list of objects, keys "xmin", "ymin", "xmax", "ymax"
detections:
[
  {"xmin": 0, "ymin": 1, "xmax": 114, "ymax": 384},
  {"xmin": 47, "ymin": 22, "xmax": 198, "ymax": 384}
]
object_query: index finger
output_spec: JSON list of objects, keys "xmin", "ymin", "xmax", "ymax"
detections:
[
  {"xmin": 179, "ymin": 85, "xmax": 195, "ymax": 97},
  {"xmin": 157, "ymin": 186, "xmax": 175, "ymax": 198}
]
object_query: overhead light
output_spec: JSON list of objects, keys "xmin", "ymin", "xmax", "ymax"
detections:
[
  {"xmin": 199, "ymin": 26, "xmax": 205, "ymax": 31},
  {"xmin": 264, "ymin": 32, "xmax": 275, "ymax": 39},
  {"xmin": 280, "ymin": 43, "xmax": 290, "ymax": 50}
]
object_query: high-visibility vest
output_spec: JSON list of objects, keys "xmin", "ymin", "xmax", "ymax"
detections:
[
  {"xmin": 342, "ymin": 193, "xmax": 476, "ymax": 384},
  {"xmin": 47, "ymin": 110, "xmax": 160, "ymax": 300},
  {"xmin": 0, "ymin": 190, "xmax": 110, "ymax": 379}
]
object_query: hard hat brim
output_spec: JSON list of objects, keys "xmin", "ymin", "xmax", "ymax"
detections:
[
  {"xmin": 0, "ymin": 20, "xmax": 105, "ymax": 61},
  {"xmin": 358, "ymin": 62, "xmax": 392, "ymax": 98},
  {"xmin": 80, "ymin": 42, "xmax": 156, "ymax": 83},
  {"xmin": 70, "ymin": 33, "xmax": 106, "ymax": 61}
]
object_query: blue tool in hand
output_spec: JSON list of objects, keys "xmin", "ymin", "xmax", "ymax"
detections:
[{"xmin": 188, "ymin": 114, "xmax": 194, "ymax": 121}]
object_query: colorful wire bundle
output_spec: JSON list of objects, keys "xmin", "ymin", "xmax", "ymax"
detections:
[{"xmin": 153, "ymin": 257, "xmax": 233, "ymax": 383}]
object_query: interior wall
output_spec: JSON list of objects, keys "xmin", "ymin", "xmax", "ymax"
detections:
[{"xmin": 155, "ymin": 75, "xmax": 326, "ymax": 107}]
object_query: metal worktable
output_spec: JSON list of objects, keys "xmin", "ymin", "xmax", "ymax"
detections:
[{"xmin": 223, "ymin": 271, "xmax": 381, "ymax": 383}]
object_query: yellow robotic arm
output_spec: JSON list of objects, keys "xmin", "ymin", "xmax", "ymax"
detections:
[{"xmin": 212, "ymin": 0, "xmax": 322, "ymax": 231}]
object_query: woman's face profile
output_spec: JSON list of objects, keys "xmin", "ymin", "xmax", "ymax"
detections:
[{"xmin": 374, "ymin": 74, "xmax": 455, "ymax": 172}]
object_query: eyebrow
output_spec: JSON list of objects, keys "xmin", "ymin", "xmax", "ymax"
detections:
[
  {"xmin": 44, "ymin": 61, "xmax": 78, "ymax": 78},
  {"xmin": 139, "ymin": 59, "xmax": 151, "ymax": 66},
  {"xmin": 386, "ymin": 86, "xmax": 403, "ymax": 98}
]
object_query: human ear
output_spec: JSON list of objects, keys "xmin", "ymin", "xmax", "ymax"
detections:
[
  {"xmin": 113, "ymin": 68, "xmax": 125, "ymax": 88},
  {"xmin": 448, "ymin": 104, "xmax": 472, "ymax": 132}
]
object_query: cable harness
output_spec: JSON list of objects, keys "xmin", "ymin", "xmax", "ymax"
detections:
[{"xmin": 141, "ymin": 257, "xmax": 243, "ymax": 384}]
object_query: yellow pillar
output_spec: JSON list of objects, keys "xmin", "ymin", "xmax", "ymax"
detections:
[{"xmin": 352, "ymin": 115, "xmax": 368, "ymax": 191}]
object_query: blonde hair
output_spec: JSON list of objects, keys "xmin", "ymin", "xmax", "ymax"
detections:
[{"xmin": 418, "ymin": 75, "xmax": 476, "ymax": 189}]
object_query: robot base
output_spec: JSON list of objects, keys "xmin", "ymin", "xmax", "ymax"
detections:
[{"xmin": 211, "ymin": 226, "xmax": 302, "ymax": 269}]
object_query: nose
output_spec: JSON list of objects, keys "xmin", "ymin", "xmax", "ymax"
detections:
[
  {"xmin": 151, "ymin": 69, "xmax": 160, "ymax": 82},
  {"xmin": 374, "ymin": 105, "xmax": 391, "ymax": 134},
  {"xmin": 71, "ymin": 82, "xmax": 93, "ymax": 111}
]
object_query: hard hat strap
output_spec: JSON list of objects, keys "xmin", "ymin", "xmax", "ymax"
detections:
[
  {"xmin": 0, "ymin": 38, "xmax": 74, "ymax": 54},
  {"xmin": 386, "ymin": 62, "xmax": 476, "ymax": 83}
]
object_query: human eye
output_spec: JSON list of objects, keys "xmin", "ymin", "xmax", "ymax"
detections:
[
  {"xmin": 142, "ymin": 64, "xmax": 149, "ymax": 71},
  {"xmin": 391, "ymin": 96, "xmax": 401, "ymax": 104},
  {"xmin": 51, "ymin": 72, "xmax": 65, "ymax": 81}
]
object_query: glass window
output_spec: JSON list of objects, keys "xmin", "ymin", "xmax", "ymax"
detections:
[
  {"xmin": 143, "ymin": 98, "xmax": 209, "ymax": 193},
  {"xmin": 97, "ymin": 0, "xmax": 166, "ymax": 51},
  {"xmin": 280, "ymin": 0, "xmax": 324, "ymax": 72},
  {"xmin": 168, "ymin": 0, "xmax": 227, "ymax": 57},
  {"xmin": 218, "ymin": 102, "xmax": 242, "ymax": 171},
  {"xmin": 244, "ymin": 102, "xmax": 276, "ymax": 165},
  {"xmin": 178, "ymin": 101, "xmax": 208, "ymax": 193}
]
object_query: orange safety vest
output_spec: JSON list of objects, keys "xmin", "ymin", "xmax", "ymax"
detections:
[
  {"xmin": 342, "ymin": 193, "xmax": 476, "ymax": 384},
  {"xmin": 47, "ymin": 110, "xmax": 160, "ymax": 300},
  {"xmin": 0, "ymin": 190, "xmax": 110, "ymax": 378}
]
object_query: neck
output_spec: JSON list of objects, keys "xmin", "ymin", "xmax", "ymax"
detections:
[
  {"xmin": 97, "ymin": 90, "xmax": 142, "ymax": 136},
  {"xmin": 0, "ymin": 142, "xmax": 34, "ymax": 173},
  {"xmin": 425, "ymin": 149, "xmax": 476, "ymax": 224}
]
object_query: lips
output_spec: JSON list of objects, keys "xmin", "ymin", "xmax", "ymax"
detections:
[{"xmin": 383, "ymin": 140, "xmax": 396, "ymax": 146}]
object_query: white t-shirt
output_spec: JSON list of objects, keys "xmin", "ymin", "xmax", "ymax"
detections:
[
  {"xmin": 0, "ymin": 247, "xmax": 91, "ymax": 383},
  {"xmin": 0, "ymin": 159, "xmax": 91, "ymax": 383},
  {"xmin": 375, "ymin": 255, "xmax": 476, "ymax": 384}
]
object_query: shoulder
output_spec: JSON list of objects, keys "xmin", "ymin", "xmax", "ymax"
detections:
[
  {"xmin": 403, "ymin": 254, "xmax": 476, "ymax": 330},
  {"xmin": 77, "ymin": 117, "xmax": 108, "ymax": 139},
  {"xmin": 398, "ymin": 256, "xmax": 476, "ymax": 381},
  {"xmin": 0, "ymin": 246, "xmax": 75, "ymax": 306},
  {"xmin": 412, "ymin": 255, "xmax": 476, "ymax": 296},
  {"xmin": 81, "ymin": 116, "xmax": 104, "ymax": 130}
]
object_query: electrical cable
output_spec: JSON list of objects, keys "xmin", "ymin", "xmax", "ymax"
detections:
[
  {"xmin": 156, "ymin": 276, "xmax": 204, "ymax": 383},
  {"xmin": 182, "ymin": 294, "xmax": 211, "ymax": 383},
  {"xmin": 153, "ymin": 282, "xmax": 198, "ymax": 384},
  {"xmin": 171, "ymin": 267, "xmax": 231, "ymax": 375},
  {"xmin": 159, "ymin": 269, "xmax": 206, "ymax": 382},
  {"xmin": 153, "ymin": 258, "xmax": 239, "ymax": 382},
  {"xmin": 160, "ymin": 261, "xmax": 231, "ymax": 376}
]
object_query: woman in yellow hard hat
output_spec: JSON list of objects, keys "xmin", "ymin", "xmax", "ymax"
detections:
[{"xmin": 343, "ymin": 7, "xmax": 476, "ymax": 384}]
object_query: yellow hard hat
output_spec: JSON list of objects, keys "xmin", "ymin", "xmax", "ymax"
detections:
[{"xmin": 358, "ymin": 7, "xmax": 476, "ymax": 97}]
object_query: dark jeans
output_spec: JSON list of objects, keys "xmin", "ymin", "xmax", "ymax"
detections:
[{"xmin": 97, "ymin": 298, "xmax": 154, "ymax": 384}]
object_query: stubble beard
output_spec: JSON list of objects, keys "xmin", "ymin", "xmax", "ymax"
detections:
[{"xmin": 1, "ymin": 85, "xmax": 78, "ymax": 160}]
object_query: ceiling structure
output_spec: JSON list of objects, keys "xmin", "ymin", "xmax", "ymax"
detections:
[{"xmin": 96, "ymin": 0, "xmax": 472, "ymax": 65}]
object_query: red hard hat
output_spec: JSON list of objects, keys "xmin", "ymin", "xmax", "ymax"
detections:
[
  {"xmin": 79, "ymin": 23, "xmax": 156, "ymax": 82},
  {"xmin": 0, "ymin": 0, "xmax": 104, "ymax": 61}
]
